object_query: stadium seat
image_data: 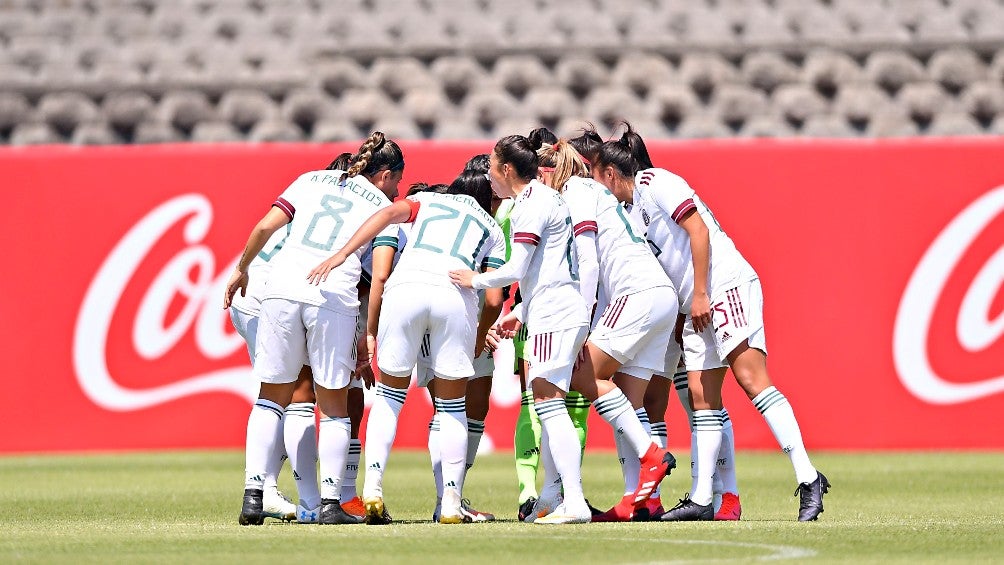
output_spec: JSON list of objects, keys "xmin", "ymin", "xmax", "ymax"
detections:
[
  {"xmin": 523, "ymin": 86, "xmax": 581, "ymax": 128},
  {"xmin": 679, "ymin": 53, "xmax": 739, "ymax": 100},
  {"xmin": 926, "ymin": 111, "xmax": 983, "ymax": 136},
  {"xmin": 217, "ymin": 89, "xmax": 279, "ymax": 132},
  {"xmin": 786, "ymin": 4, "xmax": 854, "ymax": 43},
  {"xmin": 735, "ymin": 7, "xmax": 794, "ymax": 46},
  {"xmin": 102, "ymin": 91, "xmax": 156, "ymax": 132},
  {"xmin": 833, "ymin": 84, "xmax": 893, "ymax": 131},
  {"xmin": 555, "ymin": 55, "xmax": 610, "ymax": 100},
  {"xmin": 310, "ymin": 120, "xmax": 360, "ymax": 143},
  {"xmin": 433, "ymin": 119, "xmax": 489, "ymax": 141},
  {"xmin": 739, "ymin": 114, "xmax": 796, "ymax": 138},
  {"xmin": 340, "ymin": 88, "xmax": 396, "ymax": 130},
  {"xmin": 190, "ymin": 120, "xmax": 244, "ymax": 142},
  {"xmin": 582, "ymin": 86, "xmax": 646, "ymax": 130},
  {"xmin": 968, "ymin": 4, "xmax": 1004, "ymax": 42},
  {"xmin": 802, "ymin": 50, "xmax": 863, "ymax": 99},
  {"xmin": 710, "ymin": 84, "xmax": 769, "ymax": 130},
  {"xmin": 623, "ymin": 10, "xmax": 680, "ymax": 50},
  {"xmin": 462, "ymin": 88, "xmax": 523, "ymax": 131},
  {"xmin": 647, "ymin": 83, "xmax": 702, "ymax": 131},
  {"xmin": 71, "ymin": 121, "xmax": 123, "ymax": 145},
  {"xmin": 370, "ymin": 115, "xmax": 423, "ymax": 140},
  {"xmin": 610, "ymin": 52, "xmax": 675, "ymax": 97},
  {"xmin": 928, "ymin": 48, "xmax": 986, "ymax": 94},
  {"xmin": 248, "ymin": 118, "xmax": 304, "ymax": 142},
  {"xmin": 133, "ymin": 121, "xmax": 184, "ymax": 144},
  {"xmin": 401, "ymin": 87, "xmax": 455, "ymax": 130},
  {"xmin": 491, "ymin": 55, "xmax": 554, "ymax": 100},
  {"xmin": 493, "ymin": 117, "xmax": 547, "ymax": 139},
  {"xmin": 430, "ymin": 56, "xmax": 491, "ymax": 104},
  {"xmin": 156, "ymin": 90, "xmax": 217, "ymax": 133},
  {"xmin": 369, "ymin": 57, "xmax": 436, "ymax": 102},
  {"xmin": 800, "ymin": 114, "xmax": 858, "ymax": 138},
  {"xmin": 771, "ymin": 84, "xmax": 830, "ymax": 129},
  {"xmin": 840, "ymin": 4, "xmax": 910, "ymax": 44},
  {"xmin": 280, "ymin": 89, "xmax": 338, "ymax": 133},
  {"xmin": 674, "ymin": 6, "xmax": 734, "ymax": 49},
  {"xmin": 959, "ymin": 82, "xmax": 1004, "ymax": 127},
  {"xmin": 0, "ymin": 92, "xmax": 32, "ymax": 131},
  {"xmin": 676, "ymin": 112, "xmax": 732, "ymax": 139},
  {"xmin": 864, "ymin": 51, "xmax": 926, "ymax": 96},
  {"xmin": 914, "ymin": 14, "xmax": 970, "ymax": 43},
  {"xmin": 742, "ymin": 52, "xmax": 799, "ymax": 94},
  {"xmin": 866, "ymin": 109, "xmax": 919, "ymax": 137},
  {"xmin": 316, "ymin": 58, "xmax": 368, "ymax": 98},
  {"xmin": 896, "ymin": 82, "xmax": 957, "ymax": 129},
  {"xmin": 35, "ymin": 92, "xmax": 100, "ymax": 137},
  {"xmin": 9, "ymin": 122, "xmax": 63, "ymax": 145}
]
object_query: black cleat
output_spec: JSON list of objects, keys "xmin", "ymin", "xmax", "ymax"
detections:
[
  {"xmin": 517, "ymin": 497, "xmax": 538, "ymax": 522},
  {"xmin": 320, "ymin": 499, "xmax": 364, "ymax": 524},
  {"xmin": 659, "ymin": 494, "xmax": 714, "ymax": 521},
  {"xmin": 585, "ymin": 498, "xmax": 604, "ymax": 517},
  {"xmin": 363, "ymin": 496, "xmax": 393, "ymax": 525},
  {"xmin": 796, "ymin": 471, "xmax": 830, "ymax": 522},
  {"xmin": 239, "ymin": 488, "xmax": 265, "ymax": 526}
]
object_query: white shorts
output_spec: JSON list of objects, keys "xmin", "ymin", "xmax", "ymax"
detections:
[
  {"xmin": 229, "ymin": 307, "xmax": 259, "ymax": 363},
  {"xmin": 683, "ymin": 278, "xmax": 767, "ymax": 371},
  {"xmin": 377, "ymin": 283, "xmax": 478, "ymax": 381},
  {"xmin": 589, "ymin": 287, "xmax": 678, "ymax": 381},
  {"xmin": 415, "ymin": 333, "xmax": 493, "ymax": 388},
  {"xmin": 253, "ymin": 298, "xmax": 356, "ymax": 390},
  {"xmin": 527, "ymin": 324, "xmax": 589, "ymax": 392},
  {"xmin": 653, "ymin": 332, "xmax": 684, "ymax": 380}
]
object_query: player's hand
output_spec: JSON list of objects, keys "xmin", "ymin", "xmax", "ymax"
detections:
[
  {"xmin": 224, "ymin": 269, "xmax": 248, "ymax": 309},
  {"xmin": 363, "ymin": 335, "xmax": 377, "ymax": 388},
  {"xmin": 691, "ymin": 291, "xmax": 712, "ymax": 333},
  {"xmin": 307, "ymin": 253, "xmax": 347, "ymax": 285},
  {"xmin": 449, "ymin": 269, "xmax": 476, "ymax": 288},
  {"xmin": 485, "ymin": 327, "xmax": 503, "ymax": 351},
  {"xmin": 572, "ymin": 345, "xmax": 589, "ymax": 372},
  {"xmin": 494, "ymin": 311, "xmax": 522, "ymax": 339}
]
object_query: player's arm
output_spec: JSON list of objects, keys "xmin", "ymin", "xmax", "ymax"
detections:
[
  {"xmin": 677, "ymin": 208, "xmax": 712, "ymax": 332},
  {"xmin": 450, "ymin": 240, "xmax": 533, "ymax": 289},
  {"xmin": 307, "ymin": 200, "xmax": 414, "ymax": 284},
  {"xmin": 224, "ymin": 206, "xmax": 290, "ymax": 309},
  {"xmin": 474, "ymin": 273, "xmax": 505, "ymax": 357},
  {"xmin": 573, "ymin": 227, "xmax": 599, "ymax": 317},
  {"xmin": 365, "ymin": 244, "xmax": 396, "ymax": 362}
]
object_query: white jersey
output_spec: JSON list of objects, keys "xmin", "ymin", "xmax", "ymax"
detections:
[
  {"xmin": 387, "ymin": 192, "xmax": 506, "ymax": 295},
  {"xmin": 229, "ymin": 223, "xmax": 291, "ymax": 316},
  {"xmin": 563, "ymin": 176, "xmax": 673, "ymax": 299},
  {"xmin": 510, "ymin": 180, "xmax": 588, "ymax": 331},
  {"xmin": 262, "ymin": 170, "xmax": 397, "ymax": 314},
  {"xmin": 631, "ymin": 168, "xmax": 756, "ymax": 310}
]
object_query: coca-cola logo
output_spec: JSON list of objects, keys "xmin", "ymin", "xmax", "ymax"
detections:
[
  {"xmin": 893, "ymin": 185, "xmax": 1004, "ymax": 405},
  {"xmin": 73, "ymin": 194, "xmax": 255, "ymax": 411}
]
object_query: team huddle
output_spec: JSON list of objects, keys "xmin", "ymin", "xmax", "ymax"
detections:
[{"xmin": 224, "ymin": 124, "xmax": 830, "ymax": 527}]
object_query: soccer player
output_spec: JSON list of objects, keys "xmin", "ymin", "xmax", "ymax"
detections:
[
  {"xmin": 226, "ymin": 132, "xmax": 405, "ymax": 526},
  {"xmin": 309, "ymin": 170, "xmax": 506, "ymax": 525},
  {"xmin": 450, "ymin": 135, "xmax": 594, "ymax": 524},
  {"xmin": 536, "ymin": 139, "xmax": 679, "ymax": 522},
  {"xmin": 591, "ymin": 127, "xmax": 830, "ymax": 522}
]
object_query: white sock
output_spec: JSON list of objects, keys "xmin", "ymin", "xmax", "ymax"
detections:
[
  {"xmin": 428, "ymin": 411, "xmax": 443, "ymax": 500},
  {"xmin": 672, "ymin": 369, "xmax": 692, "ymax": 420},
  {"xmin": 615, "ymin": 430, "xmax": 638, "ymax": 497},
  {"xmin": 245, "ymin": 399, "xmax": 284, "ymax": 491},
  {"xmin": 362, "ymin": 383, "xmax": 407, "ymax": 499},
  {"xmin": 466, "ymin": 418, "xmax": 484, "ymax": 472},
  {"xmin": 264, "ymin": 418, "xmax": 285, "ymax": 490},
  {"xmin": 691, "ymin": 410, "xmax": 723, "ymax": 506},
  {"xmin": 593, "ymin": 388, "xmax": 653, "ymax": 457},
  {"xmin": 340, "ymin": 439, "xmax": 361, "ymax": 501},
  {"xmin": 437, "ymin": 397, "xmax": 468, "ymax": 495},
  {"xmin": 718, "ymin": 409, "xmax": 739, "ymax": 495},
  {"xmin": 284, "ymin": 402, "xmax": 319, "ymax": 509},
  {"xmin": 649, "ymin": 421, "xmax": 668, "ymax": 498},
  {"xmin": 319, "ymin": 416, "xmax": 351, "ymax": 501},
  {"xmin": 753, "ymin": 386, "xmax": 817, "ymax": 484},
  {"xmin": 538, "ymin": 416, "xmax": 562, "ymax": 500},
  {"xmin": 534, "ymin": 398, "xmax": 585, "ymax": 504}
]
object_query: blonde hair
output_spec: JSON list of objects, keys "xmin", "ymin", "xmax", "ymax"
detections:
[{"xmin": 537, "ymin": 139, "xmax": 589, "ymax": 192}]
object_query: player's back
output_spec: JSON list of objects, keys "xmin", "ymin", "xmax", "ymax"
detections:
[
  {"xmin": 512, "ymin": 180, "xmax": 587, "ymax": 331},
  {"xmin": 563, "ymin": 176, "xmax": 671, "ymax": 298},
  {"xmin": 265, "ymin": 170, "xmax": 393, "ymax": 314},
  {"xmin": 389, "ymin": 192, "xmax": 505, "ymax": 293}
]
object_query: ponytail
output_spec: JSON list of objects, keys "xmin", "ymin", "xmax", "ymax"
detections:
[
  {"xmin": 619, "ymin": 121, "xmax": 653, "ymax": 170},
  {"xmin": 537, "ymin": 139, "xmax": 589, "ymax": 193},
  {"xmin": 341, "ymin": 131, "xmax": 405, "ymax": 182}
]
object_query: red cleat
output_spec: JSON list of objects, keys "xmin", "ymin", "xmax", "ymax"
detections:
[
  {"xmin": 341, "ymin": 496, "xmax": 366, "ymax": 518},
  {"xmin": 715, "ymin": 492, "xmax": 742, "ymax": 521},
  {"xmin": 631, "ymin": 445, "xmax": 677, "ymax": 511},
  {"xmin": 590, "ymin": 495, "xmax": 634, "ymax": 522}
]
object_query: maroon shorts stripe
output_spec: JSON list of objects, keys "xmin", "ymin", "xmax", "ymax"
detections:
[{"xmin": 608, "ymin": 295, "xmax": 629, "ymax": 328}]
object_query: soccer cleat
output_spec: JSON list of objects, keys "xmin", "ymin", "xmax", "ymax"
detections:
[
  {"xmin": 660, "ymin": 494, "xmax": 714, "ymax": 521},
  {"xmin": 715, "ymin": 492, "xmax": 742, "ymax": 521},
  {"xmin": 460, "ymin": 498, "xmax": 495, "ymax": 522},
  {"xmin": 591, "ymin": 495, "xmax": 634, "ymax": 523},
  {"xmin": 363, "ymin": 496, "xmax": 393, "ymax": 525},
  {"xmin": 438, "ymin": 488, "xmax": 469, "ymax": 524},
  {"xmin": 632, "ymin": 496, "xmax": 666, "ymax": 522},
  {"xmin": 319, "ymin": 498, "xmax": 364, "ymax": 524},
  {"xmin": 238, "ymin": 488, "xmax": 265, "ymax": 526},
  {"xmin": 632, "ymin": 445, "xmax": 677, "ymax": 510},
  {"xmin": 432, "ymin": 498, "xmax": 442, "ymax": 522},
  {"xmin": 517, "ymin": 497, "xmax": 538, "ymax": 522},
  {"xmin": 795, "ymin": 471, "xmax": 830, "ymax": 522},
  {"xmin": 585, "ymin": 499, "xmax": 604, "ymax": 517},
  {"xmin": 523, "ymin": 492, "xmax": 563, "ymax": 523},
  {"xmin": 340, "ymin": 496, "xmax": 365, "ymax": 518},
  {"xmin": 262, "ymin": 487, "xmax": 296, "ymax": 522},
  {"xmin": 296, "ymin": 501, "xmax": 319, "ymax": 524},
  {"xmin": 534, "ymin": 502, "xmax": 592, "ymax": 525}
]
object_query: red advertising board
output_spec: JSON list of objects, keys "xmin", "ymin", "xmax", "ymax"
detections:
[{"xmin": 2, "ymin": 139, "xmax": 1002, "ymax": 453}]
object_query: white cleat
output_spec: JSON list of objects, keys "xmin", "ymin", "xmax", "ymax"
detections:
[
  {"xmin": 263, "ymin": 487, "xmax": 296, "ymax": 522},
  {"xmin": 460, "ymin": 498, "xmax": 495, "ymax": 522},
  {"xmin": 522, "ymin": 491, "xmax": 563, "ymax": 523},
  {"xmin": 296, "ymin": 501, "xmax": 319, "ymax": 524},
  {"xmin": 438, "ymin": 488, "xmax": 469, "ymax": 524},
  {"xmin": 534, "ymin": 502, "xmax": 592, "ymax": 525}
]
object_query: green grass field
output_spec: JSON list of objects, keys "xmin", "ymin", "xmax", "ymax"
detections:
[{"xmin": 3, "ymin": 450, "xmax": 1003, "ymax": 563}]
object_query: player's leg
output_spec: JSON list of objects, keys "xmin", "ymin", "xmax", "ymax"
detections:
[
  {"xmin": 512, "ymin": 326, "xmax": 542, "ymax": 519},
  {"xmin": 280, "ymin": 367, "xmax": 317, "ymax": 522},
  {"xmin": 339, "ymin": 383, "xmax": 365, "ymax": 517},
  {"xmin": 460, "ymin": 356, "xmax": 496, "ymax": 522}
]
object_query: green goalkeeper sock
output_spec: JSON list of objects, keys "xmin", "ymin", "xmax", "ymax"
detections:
[
  {"xmin": 565, "ymin": 391, "xmax": 591, "ymax": 458},
  {"xmin": 514, "ymin": 389, "xmax": 541, "ymax": 503}
]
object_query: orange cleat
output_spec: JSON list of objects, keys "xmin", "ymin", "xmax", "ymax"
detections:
[{"xmin": 340, "ymin": 496, "xmax": 365, "ymax": 518}]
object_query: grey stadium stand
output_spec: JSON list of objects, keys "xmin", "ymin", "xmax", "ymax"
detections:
[{"xmin": 0, "ymin": 0, "xmax": 1003, "ymax": 143}]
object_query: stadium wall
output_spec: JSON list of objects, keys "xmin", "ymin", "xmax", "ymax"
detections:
[{"xmin": 2, "ymin": 139, "xmax": 1002, "ymax": 453}]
